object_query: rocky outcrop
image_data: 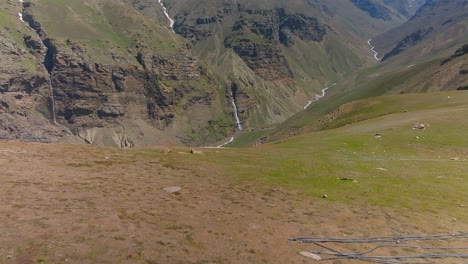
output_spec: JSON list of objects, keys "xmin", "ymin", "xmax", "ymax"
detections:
[
  {"xmin": 278, "ymin": 12, "xmax": 326, "ymax": 46},
  {"xmin": 0, "ymin": 0, "xmax": 227, "ymax": 147},
  {"xmin": 230, "ymin": 82, "xmax": 258, "ymax": 122},
  {"xmin": 224, "ymin": 8, "xmax": 326, "ymax": 81},
  {"xmin": 225, "ymin": 40, "xmax": 293, "ymax": 81},
  {"xmin": 137, "ymin": 51, "xmax": 200, "ymax": 81},
  {"xmin": 350, "ymin": 0, "xmax": 392, "ymax": 21},
  {"xmin": 381, "ymin": 27, "xmax": 434, "ymax": 61},
  {"xmin": 441, "ymin": 43, "xmax": 468, "ymax": 65},
  {"xmin": 44, "ymin": 40, "xmax": 215, "ymax": 137}
]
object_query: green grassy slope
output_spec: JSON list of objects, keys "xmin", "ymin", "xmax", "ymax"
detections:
[
  {"xmin": 32, "ymin": 0, "xmax": 183, "ymax": 60},
  {"xmin": 242, "ymin": 41, "xmax": 467, "ymax": 146},
  {"xmin": 163, "ymin": 91, "xmax": 468, "ymax": 218}
]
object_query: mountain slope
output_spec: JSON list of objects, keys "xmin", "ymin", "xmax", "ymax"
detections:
[
  {"xmin": 235, "ymin": 37, "xmax": 467, "ymax": 146},
  {"xmin": 373, "ymin": 0, "xmax": 468, "ymax": 61},
  {"xmin": 1, "ymin": 0, "xmax": 237, "ymax": 147},
  {"xmin": 167, "ymin": 0, "xmax": 414, "ymax": 128}
]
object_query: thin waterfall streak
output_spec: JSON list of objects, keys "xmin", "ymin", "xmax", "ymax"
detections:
[
  {"xmin": 18, "ymin": 0, "xmax": 72, "ymax": 135},
  {"xmin": 158, "ymin": 0, "xmax": 175, "ymax": 32},
  {"xmin": 231, "ymin": 94, "xmax": 243, "ymax": 131}
]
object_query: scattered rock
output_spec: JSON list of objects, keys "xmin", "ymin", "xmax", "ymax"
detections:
[
  {"xmin": 322, "ymin": 194, "xmax": 328, "ymax": 199},
  {"xmin": 459, "ymin": 204, "xmax": 465, "ymax": 208},
  {"xmin": 374, "ymin": 133, "xmax": 383, "ymax": 138},
  {"xmin": 413, "ymin": 123, "xmax": 426, "ymax": 130},
  {"xmin": 300, "ymin": 251, "xmax": 322, "ymax": 261},
  {"xmin": 163, "ymin": 186, "xmax": 181, "ymax": 193},
  {"xmin": 164, "ymin": 147, "xmax": 172, "ymax": 154},
  {"xmin": 339, "ymin": 177, "xmax": 355, "ymax": 181},
  {"xmin": 451, "ymin": 157, "xmax": 460, "ymax": 161},
  {"xmin": 376, "ymin": 168, "xmax": 387, "ymax": 171},
  {"xmin": 190, "ymin": 148, "xmax": 203, "ymax": 155}
]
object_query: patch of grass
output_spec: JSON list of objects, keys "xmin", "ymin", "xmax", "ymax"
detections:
[{"xmin": 152, "ymin": 92, "xmax": 468, "ymax": 220}]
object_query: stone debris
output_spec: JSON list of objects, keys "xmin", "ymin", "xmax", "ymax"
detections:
[
  {"xmin": 300, "ymin": 251, "xmax": 322, "ymax": 261},
  {"xmin": 190, "ymin": 149, "xmax": 203, "ymax": 155},
  {"xmin": 451, "ymin": 157, "xmax": 460, "ymax": 161},
  {"xmin": 163, "ymin": 186, "xmax": 181, "ymax": 193},
  {"xmin": 374, "ymin": 133, "xmax": 383, "ymax": 138},
  {"xmin": 163, "ymin": 147, "xmax": 172, "ymax": 154},
  {"xmin": 322, "ymin": 194, "xmax": 328, "ymax": 199},
  {"xmin": 413, "ymin": 123, "xmax": 430, "ymax": 130},
  {"xmin": 376, "ymin": 168, "xmax": 388, "ymax": 171}
]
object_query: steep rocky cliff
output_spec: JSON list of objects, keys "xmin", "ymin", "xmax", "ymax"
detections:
[{"xmin": 0, "ymin": 0, "xmax": 233, "ymax": 147}]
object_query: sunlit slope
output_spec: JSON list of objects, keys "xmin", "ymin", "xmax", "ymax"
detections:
[{"xmin": 208, "ymin": 92, "xmax": 468, "ymax": 216}]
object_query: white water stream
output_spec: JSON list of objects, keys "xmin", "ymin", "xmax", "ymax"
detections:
[
  {"xmin": 304, "ymin": 87, "xmax": 329, "ymax": 109},
  {"xmin": 17, "ymin": 0, "xmax": 72, "ymax": 134},
  {"xmin": 367, "ymin": 39, "xmax": 380, "ymax": 61},
  {"xmin": 216, "ymin": 136, "xmax": 234, "ymax": 148},
  {"xmin": 231, "ymin": 93, "xmax": 243, "ymax": 131},
  {"xmin": 208, "ymin": 92, "xmax": 244, "ymax": 148},
  {"xmin": 158, "ymin": 0, "xmax": 175, "ymax": 32}
]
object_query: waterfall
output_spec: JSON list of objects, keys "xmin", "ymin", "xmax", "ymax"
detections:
[
  {"xmin": 158, "ymin": 0, "xmax": 175, "ymax": 32},
  {"xmin": 231, "ymin": 93, "xmax": 243, "ymax": 131},
  {"xmin": 18, "ymin": 0, "xmax": 72, "ymax": 134}
]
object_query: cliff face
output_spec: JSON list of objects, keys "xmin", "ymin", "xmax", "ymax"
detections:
[
  {"xmin": 223, "ymin": 8, "xmax": 326, "ymax": 82},
  {"xmin": 171, "ymin": 2, "xmax": 340, "ymax": 126},
  {"xmin": 350, "ymin": 0, "xmax": 392, "ymax": 20},
  {"xmin": 0, "ymin": 0, "xmax": 231, "ymax": 147},
  {"xmin": 381, "ymin": 27, "xmax": 434, "ymax": 61},
  {"xmin": 0, "ymin": 4, "xmax": 60, "ymax": 143}
]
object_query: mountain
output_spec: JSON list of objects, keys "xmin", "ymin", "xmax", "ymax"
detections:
[
  {"xmin": 168, "ymin": 0, "xmax": 419, "ymax": 128},
  {"xmin": 0, "ymin": 0, "xmax": 424, "ymax": 147},
  {"xmin": 2, "ymin": 1, "xmax": 468, "ymax": 263},
  {"xmin": 350, "ymin": 0, "xmax": 426, "ymax": 20},
  {"xmin": 1, "ymin": 0, "xmax": 231, "ymax": 147},
  {"xmin": 373, "ymin": 0, "xmax": 468, "ymax": 61},
  {"xmin": 233, "ymin": 0, "xmax": 467, "ymax": 145}
]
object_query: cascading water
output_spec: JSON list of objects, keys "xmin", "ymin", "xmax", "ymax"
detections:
[
  {"xmin": 211, "ymin": 90, "xmax": 243, "ymax": 148},
  {"xmin": 17, "ymin": 0, "xmax": 72, "ymax": 134},
  {"xmin": 158, "ymin": 0, "xmax": 175, "ymax": 32},
  {"xmin": 231, "ymin": 92, "xmax": 243, "ymax": 131},
  {"xmin": 367, "ymin": 39, "xmax": 380, "ymax": 61}
]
